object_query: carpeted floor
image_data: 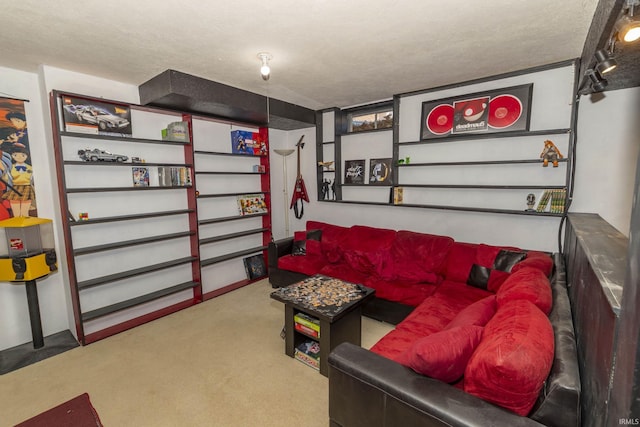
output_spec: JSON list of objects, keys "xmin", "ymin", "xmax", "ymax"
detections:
[{"xmin": 1, "ymin": 279, "xmax": 393, "ymax": 426}]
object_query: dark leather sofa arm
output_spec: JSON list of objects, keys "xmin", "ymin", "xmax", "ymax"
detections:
[
  {"xmin": 328, "ymin": 342, "xmax": 545, "ymax": 427},
  {"xmin": 268, "ymin": 237, "xmax": 294, "ymax": 268},
  {"xmin": 267, "ymin": 237, "xmax": 309, "ymax": 288}
]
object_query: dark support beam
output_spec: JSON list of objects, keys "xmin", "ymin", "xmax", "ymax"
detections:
[{"xmin": 139, "ymin": 70, "xmax": 315, "ymax": 130}]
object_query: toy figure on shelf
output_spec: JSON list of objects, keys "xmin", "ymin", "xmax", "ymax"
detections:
[
  {"xmin": 331, "ymin": 180, "xmax": 336, "ymax": 200},
  {"xmin": 540, "ymin": 140, "xmax": 563, "ymax": 167},
  {"xmin": 321, "ymin": 179, "xmax": 331, "ymax": 200},
  {"xmin": 526, "ymin": 193, "xmax": 536, "ymax": 211}
]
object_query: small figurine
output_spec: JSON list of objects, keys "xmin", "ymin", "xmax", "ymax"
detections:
[
  {"xmin": 540, "ymin": 140, "xmax": 563, "ymax": 167},
  {"xmin": 78, "ymin": 212, "xmax": 89, "ymax": 221},
  {"xmin": 318, "ymin": 161, "xmax": 334, "ymax": 171},
  {"xmin": 526, "ymin": 193, "xmax": 536, "ymax": 211},
  {"xmin": 321, "ymin": 179, "xmax": 330, "ymax": 200},
  {"xmin": 331, "ymin": 180, "xmax": 336, "ymax": 200}
]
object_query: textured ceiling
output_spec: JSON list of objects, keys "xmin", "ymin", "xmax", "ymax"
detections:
[{"xmin": 0, "ymin": 0, "xmax": 600, "ymax": 110}]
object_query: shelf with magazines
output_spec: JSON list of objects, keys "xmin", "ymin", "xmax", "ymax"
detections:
[
  {"xmin": 191, "ymin": 116, "xmax": 271, "ymax": 298},
  {"xmin": 50, "ymin": 89, "xmax": 201, "ymax": 345}
]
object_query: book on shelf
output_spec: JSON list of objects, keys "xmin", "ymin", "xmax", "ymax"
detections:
[
  {"xmin": 535, "ymin": 190, "xmax": 552, "ymax": 212},
  {"xmin": 294, "ymin": 340, "xmax": 320, "ymax": 371},
  {"xmin": 243, "ymin": 254, "xmax": 266, "ymax": 279},
  {"xmin": 237, "ymin": 194, "xmax": 267, "ymax": 216},
  {"xmin": 157, "ymin": 167, "xmax": 192, "ymax": 187},
  {"xmin": 391, "ymin": 186, "xmax": 404, "ymax": 205},
  {"xmin": 294, "ymin": 313, "xmax": 320, "ymax": 338},
  {"xmin": 549, "ymin": 189, "xmax": 567, "ymax": 214},
  {"xmin": 132, "ymin": 167, "xmax": 149, "ymax": 187}
]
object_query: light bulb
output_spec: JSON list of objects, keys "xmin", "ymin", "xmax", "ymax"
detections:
[
  {"xmin": 257, "ymin": 52, "xmax": 272, "ymax": 81},
  {"xmin": 623, "ymin": 25, "xmax": 640, "ymax": 42}
]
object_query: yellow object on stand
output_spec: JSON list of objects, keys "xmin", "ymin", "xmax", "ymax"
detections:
[{"xmin": 0, "ymin": 216, "xmax": 57, "ymax": 282}]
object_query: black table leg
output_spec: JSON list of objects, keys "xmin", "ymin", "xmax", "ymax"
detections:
[{"xmin": 24, "ymin": 280, "xmax": 44, "ymax": 349}]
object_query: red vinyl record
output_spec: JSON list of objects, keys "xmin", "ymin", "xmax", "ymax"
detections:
[
  {"xmin": 488, "ymin": 95, "xmax": 523, "ymax": 129},
  {"xmin": 426, "ymin": 104, "xmax": 454, "ymax": 135}
]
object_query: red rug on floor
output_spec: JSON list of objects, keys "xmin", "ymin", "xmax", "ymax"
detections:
[{"xmin": 15, "ymin": 393, "xmax": 103, "ymax": 427}]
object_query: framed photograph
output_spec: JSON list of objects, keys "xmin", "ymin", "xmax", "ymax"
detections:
[
  {"xmin": 369, "ymin": 158, "xmax": 393, "ymax": 186},
  {"xmin": 420, "ymin": 84, "xmax": 533, "ymax": 140},
  {"xmin": 61, "ymin": 95, "xmax": 132, "ymax": 137},
  {"xmin": 344, "ymin": 159, "xmax": 365, "ymax": 184}
]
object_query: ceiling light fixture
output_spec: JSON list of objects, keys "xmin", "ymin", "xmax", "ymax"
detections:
[
  {"xmin": 257, "ymin": 52, "xmax": 272, "ymax": 81},
  {"xmin": 586, "ymin": 69, "xmax": 608, "ymax": 93},
  {"xmin": 594, "ymin": 48, "xmax": 618, "ymax": 74},
  {"xmin": 615, "ymin": 0, "xmax": 640, "ymax": 43}
]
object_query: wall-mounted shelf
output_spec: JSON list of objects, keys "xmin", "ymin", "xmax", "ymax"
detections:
[
  {"xmin": 397, "ymin": 128, "xmax": 571, "ymax": 146},
  {"xmin": 69, "ymin": 209, "xmax": 193, "ymax": 226},
  {"xmin": 60, "ymin": 130, "xmax": 190, "ymax": 146}
]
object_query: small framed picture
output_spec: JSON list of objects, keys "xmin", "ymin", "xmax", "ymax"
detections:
[{"xmin": 344, "ymin": 160, "xmax": 365, "ymax": 184}]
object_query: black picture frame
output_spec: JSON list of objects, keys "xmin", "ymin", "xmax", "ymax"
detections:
[
  {"xmin": 369, "ymin": 158, "xmax": 393, "ymax": 186},
  {"xmin": 344, "ymin": 159, "xmax": 366, "ymax": 184},
  {"xmin": 420, "ymin": 83, "xmax": 533, "ymax": 140}
]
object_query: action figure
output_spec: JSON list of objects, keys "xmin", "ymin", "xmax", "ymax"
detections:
[
  {"xmin": 540, "ymin": 140, "xmax": 563, "ymax": 167},
  {"xmin": 321, "ymin": 179, "xmax": 330, "ymax": 200}
]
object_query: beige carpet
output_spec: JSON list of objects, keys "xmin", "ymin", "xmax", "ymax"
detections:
[{"xmin": 1, "ymin": 280, "xmax": 393, "ymax": 426}]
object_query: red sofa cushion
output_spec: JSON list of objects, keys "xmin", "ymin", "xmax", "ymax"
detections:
[
  {"xmin": 377, "ymin": 230, "xmax": 453, "ymax": 284},
  {"xmin": 445, "ymin": 295, "xmax": 496, "ymax": 329},
  {"xmin": 511, "ymin": 251, "xmax": 554, "ymax": 276},
  {"xmin": 464, "ymin": 300, "xmax": 554, "ymax": 416},
  {"xmin": 496, "ymin": 267, "xmax": 552, "ymax": 315},
  {"xmin": 292, "ymin": 230, "xmax": 323, "ymax": 257},
  {"xmin": 340, "ymin": 225, "xmax": 396, "ymax": 274},
  {"xmin": 370, "ymin": 327, "xmax": 426, "ymax": 362},
  {"xmin": 396, "ymin": 281, "xmax": 493, "ymax": 337},
  {"xmin": 318, "ymin": 262, "xmax": 369, "ymax": 285},
  {"xmin": 400, "ymin": 325, "xmax": 484, "ymax": 383},
  {"xmin": 444, "ymin": 242, "xmax": 526, "ymax": 291},
  {"xmin": 306, "ymin": 221, "xmax": 349, "ymax": 263},
  {"xmin": 277, "ymin": 254, "xmax": 327, "ymax": 276},
  {"xmin": 364, "ymin": 277, "xmax": 438, "ymax": 307}
]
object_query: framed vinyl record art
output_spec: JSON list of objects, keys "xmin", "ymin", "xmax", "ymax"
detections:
[{"xmin": 420, "ymin": 84, "xmax": 533, "ymax": 140}]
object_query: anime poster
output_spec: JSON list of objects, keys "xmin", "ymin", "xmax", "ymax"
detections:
[{"xmin": 0, "ymin": 97, "xmax": 36, "ymax": 219}]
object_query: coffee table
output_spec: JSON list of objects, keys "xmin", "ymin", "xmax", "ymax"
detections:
[{"xmin": 270, "ymin": 274, "xmax": 375, "ymax": 376}]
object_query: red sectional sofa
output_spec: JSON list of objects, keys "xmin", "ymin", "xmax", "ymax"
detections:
[{"xmin": 268, "ymin": 221, "xmax": 581, "ymax": 427}]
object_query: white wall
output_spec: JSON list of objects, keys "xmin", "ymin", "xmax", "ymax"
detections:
[
  {"xmin": 571, "ymin": 86, "xmax": 640, "ymax": 236},
  {"xmin": 0, "ymin": 65, "xmax": 142, "ymax": 350},
  {"xmin": 0, "ymin": 66, "xmax": 70, "ymax": 350},
  {"xmin": 269, "ymin": 127, "xmax": 317, "ymax": 240}
]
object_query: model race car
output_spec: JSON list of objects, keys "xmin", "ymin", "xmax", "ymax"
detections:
[{"xmin": 78, "ymin": 148, "xmax": 128, "ymax": 162}]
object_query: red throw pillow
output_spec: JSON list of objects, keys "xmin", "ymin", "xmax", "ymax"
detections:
[
  {"xmin": 511, "ymin": 251, "xmax": 554, "ymax": 277},
  {"xmin": 464, "ymin": 300, "xmax": 554, "ymax": 416},
  {"xmin": 496, "ymin": 267, "xmax": 552, "ymax": 315},
  {"xmin": 445, "ymin": 295, "xmax": 497, "ymax": 329},
  {"xmin": 401, "ymin": 325, "xmax": 484, "ymax": 383},
  {"xmin": 292, "ymin": 230, "xmax": 323, "ymax": 256}
]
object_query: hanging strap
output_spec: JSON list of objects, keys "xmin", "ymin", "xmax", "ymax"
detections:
[{"xmin": 292, "ymin": 199, "xmax": 304, "ymax": 219}]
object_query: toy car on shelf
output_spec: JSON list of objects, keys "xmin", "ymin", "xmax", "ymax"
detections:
[
  {"xmin": 74, "ymin": 105, "xmax": 130, "ymax": 131},
  {"xmin": 78, "ymin": 148, "xmax": 128, "ymax": 162}
]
